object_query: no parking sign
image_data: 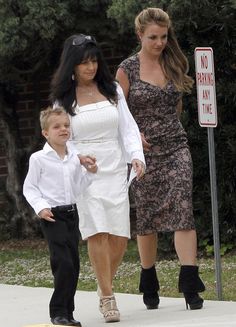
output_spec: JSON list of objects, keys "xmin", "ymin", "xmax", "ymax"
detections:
[{"xmin": 195, "ymin": 47, "xmax": 217, "ymax": 127}]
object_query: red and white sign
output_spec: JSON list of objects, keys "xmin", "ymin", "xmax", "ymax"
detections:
[{"xmin": 195, "ymin": 47, "xmax": 217, "ymax": 127}]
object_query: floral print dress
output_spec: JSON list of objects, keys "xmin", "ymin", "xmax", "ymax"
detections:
[{"xmin": 119, "ymin": 54, "xmax": 195, "ymax": 234}]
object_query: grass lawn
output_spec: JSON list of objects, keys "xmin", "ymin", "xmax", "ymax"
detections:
[{"xmin": 0, "ymin": 239, "xmax": 235, "ymax": 302}]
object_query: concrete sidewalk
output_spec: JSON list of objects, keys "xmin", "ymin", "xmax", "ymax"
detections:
[{"xmin": 1, "ymin": 284, "xmax": 236, "ymax": 327}]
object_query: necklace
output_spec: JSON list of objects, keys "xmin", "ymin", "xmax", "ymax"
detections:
[
  {"xmin": 77, "ymin": 84, "xmax": 96, "ymax": 97},
  {"xmin": 86, "ymin": 90, "xmax": 94, "ymax": 97}
]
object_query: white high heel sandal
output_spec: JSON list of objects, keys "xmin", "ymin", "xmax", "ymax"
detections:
[
  {"xmin": 97, "ymin": 286, "xmax": 120, "ymax": 322},
  {"xmin": 100, "ymin": 295, "xmax": 120, "ymax": 323}
]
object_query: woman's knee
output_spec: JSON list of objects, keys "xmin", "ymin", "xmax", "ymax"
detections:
[
  {"xmin": 88, "ymin": 232, "xmax": 109, "ymax": 246},
  {"xmin": 109, "ymin": 235, "xmax": 128, "ymax": 248}
]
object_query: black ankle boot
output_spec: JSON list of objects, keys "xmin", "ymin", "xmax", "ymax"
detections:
[
  {"xmin": 178, "ymin": 265, "xmax": 205, "ymax": 310},
  {"xmin": 139, "ymin": 265, "xmax": 160, "ymax": 309}
]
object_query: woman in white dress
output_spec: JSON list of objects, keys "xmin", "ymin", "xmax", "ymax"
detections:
[{"xmin": 50, "ymin": 34, "xmax": 145, "ymax": 323}]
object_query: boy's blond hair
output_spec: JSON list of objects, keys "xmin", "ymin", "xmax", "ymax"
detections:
[{"xmin": 40, "ymin": 106, "xmax": 67, "ymax": 130}]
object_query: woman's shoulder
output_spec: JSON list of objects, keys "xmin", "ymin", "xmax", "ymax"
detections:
[{"xmin": 119, "ymin": 53, "xmax": 138, "ymax": 70}]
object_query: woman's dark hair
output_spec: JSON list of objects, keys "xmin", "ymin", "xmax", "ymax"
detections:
[{"xmin": 50, "ymin": 34, "xmax": 117, "ymax": 115}]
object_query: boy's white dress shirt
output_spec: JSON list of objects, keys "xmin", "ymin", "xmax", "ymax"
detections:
[{"xmin": 23, "ymin": 142, "xmax": 92, "ymax": 215}]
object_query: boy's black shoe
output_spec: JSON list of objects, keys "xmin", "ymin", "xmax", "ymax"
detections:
[
  {"xmin": 68, "ymin": 318, "xmax": 82, "ymax": 326},
  {"xmin": 51, "ymin": 316, "xmax": 73, "ymax": 326}
]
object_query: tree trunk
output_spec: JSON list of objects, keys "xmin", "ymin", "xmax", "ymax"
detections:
[{"xmin": 0, "ymin": 93, "xmax": 39, "ymax": 238}]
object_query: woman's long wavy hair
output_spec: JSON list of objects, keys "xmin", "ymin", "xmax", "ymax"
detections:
[
  {"xmin": 135, "ymin": 8, "xmax": 194, "ymax": 93},
  {"xmin": 50, "ymin": 34, "xmax": 117, "ymax": 115}
]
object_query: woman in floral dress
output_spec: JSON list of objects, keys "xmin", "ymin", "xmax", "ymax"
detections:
[{"xmin": 116, "ymin": 7, "xmax": 205, "ymax": 311}]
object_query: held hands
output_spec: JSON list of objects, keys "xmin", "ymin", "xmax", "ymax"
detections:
[
  {"xmin": 38, "ymin": 208, "xmax": 55, "ymax": 222},
  {"xmin": 79, "ymin": 154, "xmax": 98, "ymax": 173},
  {"xmin": 141, "ymin": 132, "xmax": 151, "ymax": 152},
  {"xmin": 132, "ymin": 159, "xmax": 145, "ymax": 180}
]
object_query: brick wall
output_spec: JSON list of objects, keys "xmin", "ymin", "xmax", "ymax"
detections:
[{"xmin": 17, "ymin": 78, "xmax": 50, "ymax": 145}]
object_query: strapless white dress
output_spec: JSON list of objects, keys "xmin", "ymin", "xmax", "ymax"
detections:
[{"xmin": 71, "ymin": 100, "xmax": 130, "ymax": 240}]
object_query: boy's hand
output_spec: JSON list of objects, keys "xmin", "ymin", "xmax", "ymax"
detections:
[
  {"xmin": 38, "ymin": 208, "xmax": 55, "ymax": 222},
  {"xmin": 79, "ymin": 155, "xmax": 98, "ymax": 173},
  {"xmin": 131, "ymin": 159, "xmax": 145, "ymax": 180}
]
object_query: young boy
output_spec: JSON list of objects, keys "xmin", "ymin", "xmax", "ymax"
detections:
[{"xmin": 23, "ymin": 106, "xmax": 97, "ymax": 326}]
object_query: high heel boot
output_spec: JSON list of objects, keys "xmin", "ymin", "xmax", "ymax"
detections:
[
  {"xmin": 178, "ymin": 265, "xmax": 205, "ymax": 310},
  {"xmin": 139, "ymin": 265, "xmax": 160, "ymax": 309}
]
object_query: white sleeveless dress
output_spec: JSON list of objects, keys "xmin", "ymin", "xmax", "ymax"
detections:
[{"xmin": 71, "ymin": 100, "xmax": 130, "ymax": 240}]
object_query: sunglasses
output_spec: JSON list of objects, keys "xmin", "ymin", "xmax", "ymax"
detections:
[{"xmin": 72, "ymin": 35, "xmax": 97, "ymax": 46}]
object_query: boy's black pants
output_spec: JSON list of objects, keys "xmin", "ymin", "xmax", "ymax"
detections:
[{"xmin": 40, "ymin": 204, "xmax": 80, "ymax": 319}]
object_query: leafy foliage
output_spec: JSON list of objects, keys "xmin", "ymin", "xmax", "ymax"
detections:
[
  {"xmin": 0, "ymin": 1, "xmax": 73, "ymax": 75},
  {"xmin": 0, "ymin": 0, "xmax": 117, "ymax": 81},
  {"xmin": 107, "ymin": 0, "xmax": 170, "ymax": 33}
]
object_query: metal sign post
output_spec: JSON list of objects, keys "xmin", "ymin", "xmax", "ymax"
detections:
[
  {"xmin": 207, "ymin": 127, "xmax": 222, "ymax": 300},
  {"xmin": 195, "ymin": 47, "xmax": 222, "ymax": 300}
]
